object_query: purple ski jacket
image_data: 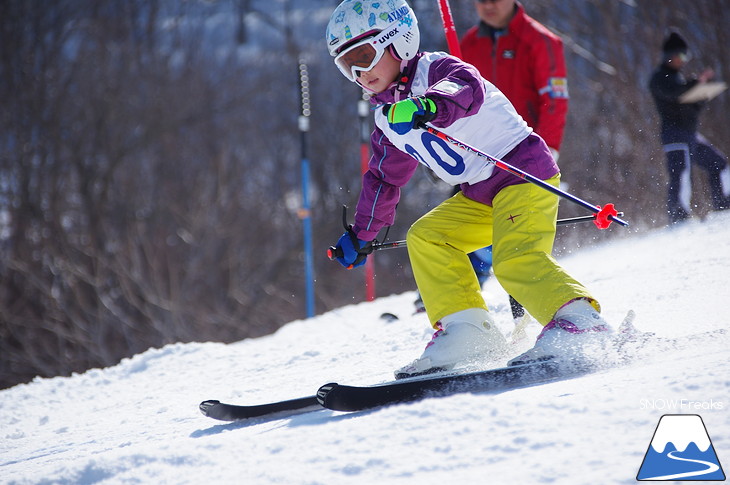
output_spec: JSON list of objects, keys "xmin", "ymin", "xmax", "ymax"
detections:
[{"xmin": 352, "ymin": 51, "xmax": 559, "ymax": 241}]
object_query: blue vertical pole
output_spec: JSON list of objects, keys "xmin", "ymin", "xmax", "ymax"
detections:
[{"xmin": 298, "ymin": 60, "xmax": 315, "ymax": 318}]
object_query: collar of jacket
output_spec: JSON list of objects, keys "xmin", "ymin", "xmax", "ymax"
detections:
[
  {"xmin": 476, "ymin": 2, "xmax": 525, "ymax": 39},
  {"xmin": 370, "ymin": 53, "xmax": 422, "ymax": 105}
]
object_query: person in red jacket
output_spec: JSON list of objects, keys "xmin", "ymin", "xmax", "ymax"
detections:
[
  {"xmin": 459, "ymin": 0, "xmax": 568, "ymax": 331},
  {"xmin": 461, "ymin": 0, "xmax": 568, "ymax": 160}
]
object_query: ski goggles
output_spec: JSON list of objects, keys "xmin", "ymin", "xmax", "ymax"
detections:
[{"xmin": 334, "ymin": 19, "xmax": 409, "ymax": 82}]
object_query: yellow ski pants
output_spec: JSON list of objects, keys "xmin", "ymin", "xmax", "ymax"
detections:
[{"xmin": 407, "ymin": 174, "xmax": 597, "ymax": 328}]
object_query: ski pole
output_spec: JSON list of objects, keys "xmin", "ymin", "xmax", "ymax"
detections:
[
  {"xmin": 555, "ymin": 213, "xmax": 624, "ymax": 226},
  {"xmin": 328, "ymin": 238, "xmax": 404, "ymax": 261},
  {"xmin": 420, "ymin": 124, "xmax": 628, "ymax": 229},
  {"xmin": 326, "ymin": 206, "xmax": 378, "ymax": 263},
  {"xmin": 363, "ymin": 212, "xmax": 624, "ymax": 253},
  {"xmin": 436, "ymin": 0, "xmax": 461, "ymax": 58},
  {"xmin": 328, "ymin": 211, "xmax": 622, "ymax": 259}
]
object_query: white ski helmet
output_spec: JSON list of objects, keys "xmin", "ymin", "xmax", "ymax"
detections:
[{"xmin": 326, "ymin": 0, "xmax": 420, "ymax": 82}]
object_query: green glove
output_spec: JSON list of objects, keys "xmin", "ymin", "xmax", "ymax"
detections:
[{"xmin": 386, "ymin": 97, "xmax": 437, "ymax": 135}]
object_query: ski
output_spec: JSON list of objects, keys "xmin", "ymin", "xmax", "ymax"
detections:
[
  {"xmin": 199, "ymin": 315, "xmax": 726, "ymax": 421},
  {"xmin": 199, "ymin": 395, "xmax": 321, "ymax": 422},
  {"xmin": 316, "ymin": 359, "xmax": 574, "ymax": 412},
  {"xmin": 199, "ymin": 361, "xmax": 570, "ymax": 420},
  {"xmin": 312, "ymin": 312, "xmax": 643, "ymax": 413},
  {"xmin": 315, "ymin": 315, "xmax": 727, "ymax": 413},
  {"xmin": 316, "ymin": 326, "xmax": 727, "ymax": 413}
]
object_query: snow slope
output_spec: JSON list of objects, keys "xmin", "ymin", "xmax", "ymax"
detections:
[{"xmin": 2, "ymin": 212, "xmax": 729, "ymax": 484}]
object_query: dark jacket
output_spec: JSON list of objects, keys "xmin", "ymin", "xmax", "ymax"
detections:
[{"xmin": 648, "ymin": 63, "xmax": 703, "ymax": 142}]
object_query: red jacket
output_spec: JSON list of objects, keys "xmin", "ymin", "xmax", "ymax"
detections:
[{"xmin": 460, "ymin": 4, "xmax": 568, "ymax": 151}]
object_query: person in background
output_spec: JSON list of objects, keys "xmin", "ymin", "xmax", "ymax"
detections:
[
  {"xmin": 459, "ymin": 0, "xmax": 569, "ymax": 330},
  {"xmin": 461, "ymin": 0, "xmax": 568, "ymax": 162},
  {"xmin": 648, "ymin": 31, "xmax": 730, "ymax": 224}
]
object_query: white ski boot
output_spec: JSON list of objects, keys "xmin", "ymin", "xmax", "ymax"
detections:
[
  {"xmin": 395, "ymin": 308, "xmax": 508, "ymax": 379},
  {"xmin": 508, "ymin": 299, "xmax": 613, "ymax": 366}
]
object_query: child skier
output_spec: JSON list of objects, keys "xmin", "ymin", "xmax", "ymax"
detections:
[{"xmin": 326, "ymin": 0, "xmax": 612, "ymax": 377}]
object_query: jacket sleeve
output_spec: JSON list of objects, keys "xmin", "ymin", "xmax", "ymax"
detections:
[
  {"xmin": 530, "ymin": 33, "xmax": 569, "ymax": 151},
  {"xmin": 649, "ymin": 71, "xmax": 698, "ymax": 102},
  {"xmin": 423, "ymin": 55, "xmax": 486, "ymax": 128},
  {"xmin": 352, "ymin": 127, "xmax": 420, "ymax": 241}
]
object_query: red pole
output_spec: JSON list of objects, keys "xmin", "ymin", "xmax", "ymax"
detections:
[{"xmin": 437, "ymin": 0, "xmax": 462, "ymax": 58}]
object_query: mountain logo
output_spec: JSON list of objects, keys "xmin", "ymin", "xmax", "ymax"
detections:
[{"xmin": 637, "ymin": 414, "xmax": 725, "ymax": 481}]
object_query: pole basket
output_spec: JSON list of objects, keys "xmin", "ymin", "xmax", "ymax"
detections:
[{"xmin": 594, "ymin": 203, "xmax": 619, "ymax": 229}]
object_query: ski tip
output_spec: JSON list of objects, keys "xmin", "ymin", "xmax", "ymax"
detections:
[
  {"xmin": 199, "ymin": 400, "xmax": 221, "ymax": 417},
  {"xmin": 316, "ymin": 383, "xmax": 338, "ymax": 406},
  {"xmin": 380, "ymin": 312, "xmax": 399, "ymax": 322}
]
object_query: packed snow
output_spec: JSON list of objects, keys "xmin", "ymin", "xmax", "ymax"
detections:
[{"xmin": 2, "ymin": 212, "xmax": 729, "ymax": 484}]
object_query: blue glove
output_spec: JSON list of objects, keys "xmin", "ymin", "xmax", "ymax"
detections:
[
  {"xmin": 330, "ymin": 230, "xmax": 372, "ymax": 269},
  {"xmin": 386, "ymin": 96, "xmax": 437, "ymax": 135}
]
